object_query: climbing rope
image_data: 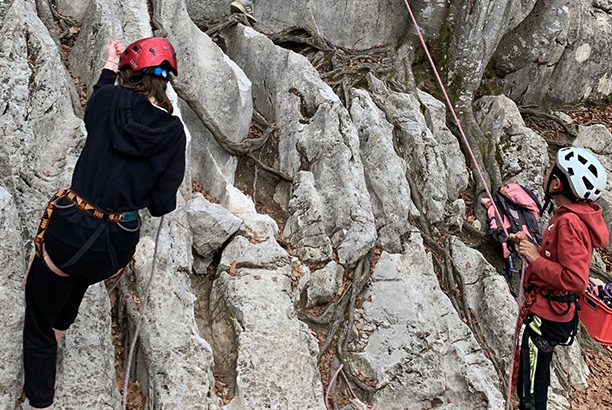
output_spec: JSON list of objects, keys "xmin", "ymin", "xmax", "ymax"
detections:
[
  {"xmin": 400, "ymin": 1, "xmax": 522, "ymax": 408},
  {"xmin": 122, "ymin": 215, "xmax": 165, "ymax": 410}
]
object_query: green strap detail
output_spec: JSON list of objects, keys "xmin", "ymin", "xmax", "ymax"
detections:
[
  {"xmin": 528, "ymin": 337, "xmax": 539, "ymax": 394},
  {"xmin": 529, "ymin": 315, "xmax": 543, "ymax": 336}
]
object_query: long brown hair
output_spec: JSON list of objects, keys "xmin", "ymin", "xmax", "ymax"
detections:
[{"xmin": 118, "ymin": 69, "xmax": 174, "ymax": 114}]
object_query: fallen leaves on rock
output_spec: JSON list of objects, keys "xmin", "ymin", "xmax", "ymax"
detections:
[
  {"xmin": 191, "ymin": 180, "xmax": 219, "ymax": 203},
  {"xmin": 571, "ymin": 346, "xmax": 612, "ymax": 409}
]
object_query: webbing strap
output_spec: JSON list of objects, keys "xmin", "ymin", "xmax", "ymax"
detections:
[
  {"xmin": 34, "ymin": 189, "xmax": 67, "ymax": 258},
  {"xmin": 59, "ymin": 222, "xmax": 107, "ymax": 270},
  {"xmin": 64, "ymin": 188, "xmax": 137, "ymax": 223}
]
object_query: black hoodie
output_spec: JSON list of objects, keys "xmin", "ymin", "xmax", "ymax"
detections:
[{"xmin": 48, "ymin": 69, "xmax": 186, "ymax": 251}]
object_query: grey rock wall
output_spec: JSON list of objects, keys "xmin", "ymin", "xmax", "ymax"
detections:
[
  {"xmin": 350, "ymin": 88, "xmax": 416, "ymax": 253},
  {"xmin": 449, "ymin": 237, "xmax": 516, "ymax": 371},
  {"xmin": 188, "ymin": 0, "xmax": 409, "ymax": 50},
  {"xmin": 153, "ymin": 0, "xmax": 253, "ymax": 153},
  {"xmin": 349, "ymin": 230, "xmax": 505, "ymax": 409},
  {"xmin": 123, "ymin": 210, "xmax": 219, "ymax": 409},
  {"xmin": 0, "ymin": 186, "xmax": 25, "ymax": 409},
  {"xmin": 366, "ymin": 75, "xmax": 465, "ymax": 226},
  {"xmin": 70, "ymin": 0, "xmax": 152, "ymax": 96},
  {"xmin": 495, "ymin": 0, "xmax": 612, "ymax": 106},
  {"xmin": 211, "ymin": 221, "xmax": 326, "ymax": 409},
  {"xmin": 222, "ymin": 24, "xmax": 376, "ymax": 267},
  {"xmin": 474, "ymin": 95, "xmax": 549, "ymax": 195},
  {"xmin": 0, "ymin": 0, "xmax": 83, "ymax": 236}
]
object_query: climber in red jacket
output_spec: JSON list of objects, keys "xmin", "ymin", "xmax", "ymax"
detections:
[{"xmin": 510, "ymin": 147, "xmax": 608, "ymax": 410}]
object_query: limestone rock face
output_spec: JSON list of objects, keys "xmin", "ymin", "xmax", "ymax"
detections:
[
  {"xmin": 69, "ymin": 0, "xmax": 153, "ymax": 96},
  {"xmin": 474, "ymin": 95, "xmax": 549, "ymax": 196},
  {"xmin": 123, "ymin": 210, "xmax": 219, "ymax": 409},
  {"xmin": 56, "ymin": 0, "xmax": 92, "ymax": 21},
  {"xmin": 443, "ymin": 0, "xmax": 527, "ymax": 105},
  {"xmin": 494, "ymin": 0, "xmax": 612, "ymax": 106},
  {"xmin": 187, "ymin": 0, "xmax": 409, "ymax": 50},
  {"xmin": 153, "ymin": 0, "xmax": 253, "ymax": 152},
  {"xmin": 210, "ymin": 227, "xmax": 326, "ymax": 409},
  {"xmin": 180, "ymin": 99, "xmax": 238, "ymax": 192},
  {"xmin": 0, "ymin": 0, "xmax": 83, "ymax": 237},
  {"xmin": 366, "ymin": 75, "xmax": 456, "ymax": 225},
  {"xmin": 417, "ymin": 90, "xmax": 470, "ymax": 201},
  {"xmin": 257, "ymin": 0, "xmax": 410, "ymax": 50},
  {"xmin": 449, "ymin": 237, "xmax": 516, "ymax": 371},
  {"xmin": 573, "ymin": 125, "xmax": 612, "ymax": 251},
  {"xmin": 350, "ymin": 88, "xmax": 416, "ymax": 253},
  {"xmin": 283, "ymin": 171, "xmax": 333, "ymax": 264},
  {"xmin": 186, "ymin": 0, "xmax": 229, "ymax": 25},
  {"xmin": 349, "ymin": 230, "xmax": 505, "ymax": 410},
  {"xmin": 0, "ymin": 186, "xmax": 25, "ymax": 409},
  {"xmin": 222, "ymin": 24, "xmax": 376, "ymax": 267}
]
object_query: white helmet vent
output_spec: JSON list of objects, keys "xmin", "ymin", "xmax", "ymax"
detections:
[{"xmin": 556, "ymin": 147, "xmax": 607, "ymax": 201}]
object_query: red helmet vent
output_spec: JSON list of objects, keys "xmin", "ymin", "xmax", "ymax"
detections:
[{"xmin": 119, "ymin": 37, "xmax": 177, "ymax": 75}]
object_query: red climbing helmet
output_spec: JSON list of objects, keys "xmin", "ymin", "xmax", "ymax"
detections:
[{"xmin": 119, "ymin": 37, "xmax": 178, "ymax": 76}]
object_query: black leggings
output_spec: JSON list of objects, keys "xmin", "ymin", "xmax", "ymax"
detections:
[
  {"xmin": 23, "ymin": 235, "xmax": 135, "ymax": 408},
  {"xmin": 517, "ymin": 315, "xmax": 574, "ymax": 410}
]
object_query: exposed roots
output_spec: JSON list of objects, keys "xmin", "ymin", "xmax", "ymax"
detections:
[
  {"xmin": 300, "ymin": 253, "xmax": 377, "ymax": 406},
  {"xmin": 269, "ymin": 28, "xmax": 398, "ymax": 107},
  {"xmin": 519, "ymin": 108, "xmax": 578, "ymax": 139}
]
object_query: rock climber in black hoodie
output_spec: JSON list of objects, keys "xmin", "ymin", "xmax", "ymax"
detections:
[{"xmin": 22, "ymin": 37, "xmax": 186, "ymax": 410}]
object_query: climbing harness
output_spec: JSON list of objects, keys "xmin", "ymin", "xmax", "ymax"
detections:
[
  {"xmin": 122, "ymin": 215, "xmax": 164, "ymax": 410},
  {"xmin": 509, "ymin": 286, "xmax": 579, "ymax": 393},
  {"xmin": 20, "ymin": 188, "xmax": 140, "ymax": 290},
  {"xmin": 33, "ymin": 187, "xmax": 139, "ymax": 267}
]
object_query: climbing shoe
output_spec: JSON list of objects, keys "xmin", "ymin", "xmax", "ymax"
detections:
[{"xmin": 230, "ymin": 0, "xmax": 257, "ymax": 23}]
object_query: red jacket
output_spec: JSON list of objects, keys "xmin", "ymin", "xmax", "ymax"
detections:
[{"xmin": 526, "ymin": 202, "xmax": 609, "ymax": 322}]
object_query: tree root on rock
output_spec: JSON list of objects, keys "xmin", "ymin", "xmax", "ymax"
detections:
[
  {"xmin": 300, "ymin": 253, "xmax": 376, "ymax": 406},
  {"xmin": 519, "ymin": 108, "xmax": 578, "ymax": 139},
  {"xmin": 269, "ymin": 29, "xmax": 397, "ymax": 107}
]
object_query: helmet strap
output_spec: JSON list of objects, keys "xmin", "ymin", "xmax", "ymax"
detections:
[{"xmin": 543, "ymin": 169, "xmax": 565, "ymax": 214}]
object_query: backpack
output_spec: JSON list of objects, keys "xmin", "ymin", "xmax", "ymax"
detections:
[{"xmin": 478, "ymin": 183, "xmax": 543, "ymax": 294}]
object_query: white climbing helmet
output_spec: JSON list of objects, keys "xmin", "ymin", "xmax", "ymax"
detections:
[{"xmin": 556, "ymin": 147, "xmax": 607, "ymax": 201}]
